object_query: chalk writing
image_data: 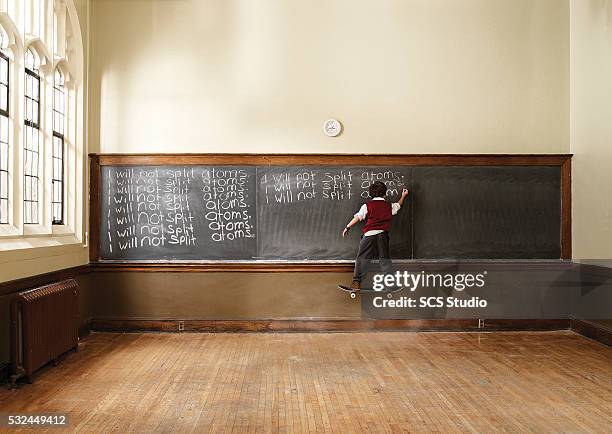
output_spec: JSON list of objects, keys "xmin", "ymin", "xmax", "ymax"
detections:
[
  {"xmin": 202, "ymin": 168, "xmax": 255, "ymax": 242},
  {"xmin": 164, "ymin": 168, "xmax": 196, "ymax": 246}
]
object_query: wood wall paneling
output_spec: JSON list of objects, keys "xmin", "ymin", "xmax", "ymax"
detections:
[
  {"xmin": 571, "ymin": 319, "xmax": 612, "ymax": 346},
  {"xmin": 561, "ymin": 158, "xmax": 572, "ymax": 259},
  {"xmin": 90, "ymin": 318, "xmax": 571, "ymax": 333},
  {"xmin": 89, "ymin": 155, "xmax": 101, "ymax": 262}
]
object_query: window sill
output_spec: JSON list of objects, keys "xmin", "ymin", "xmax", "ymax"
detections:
[
  {"xmin": 24, "ymin": 224, "xmax": 54, "ymax": 236},
  {"xmin": 52, "ymin": 224, "xmax": 74, "ymax": 236},
  {"xmin": 0, "ymin": 234, "xmax": 84, "ymax": 254},
  {"xmin": 0, "ymin": 225, "xmax": 20, "ymax": 237},
  {"xmin": 0, "ymin": 238, "xmax": 88, "ymax": 282},
  {"xmin": 0, "ymin": 225, "xmax": 77, "ymax": 238}
]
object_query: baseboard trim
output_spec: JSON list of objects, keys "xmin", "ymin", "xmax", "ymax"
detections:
[
  {"xmin": 91, "ymin": 318, "xmax": 570, "ymax": 333},
  {"xmin": 571, "ymin": 319, "xmax": 612, "ymax": 346},
  {"xmin": 79, "ymin": 318, "xmax": 92, "ymax": 340},
  {"xmin": 0, "ymin": 362, "xmax": 8, "ymax": 384}
]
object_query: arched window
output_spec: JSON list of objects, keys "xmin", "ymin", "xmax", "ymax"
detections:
[
  {"xmin": 52, "ymin": 67, "xmax": 65, "ymax": 224},
  {"xmin": 24, "ymin": 48, "xmax": 40, "ymax": 225},
  {"xmin": 0, "ymin": 0, "xmax": 84, "ymax": 245},
  {"xmin": 0, "ymin": 32, "xmax": 8, "ymax": 224}
]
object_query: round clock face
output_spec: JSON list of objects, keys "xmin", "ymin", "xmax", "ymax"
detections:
[{"xmin": 323, "ymin": 119, "xmax": 343, "ymax": 137}]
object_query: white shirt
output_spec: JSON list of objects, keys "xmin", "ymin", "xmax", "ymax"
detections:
[{"xmin": 354, "ymin": 197, "xmax": 401, "ymax": 237}]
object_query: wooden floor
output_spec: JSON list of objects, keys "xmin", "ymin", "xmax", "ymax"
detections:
[{"xmin": 1, "ymin": 331, "xmax": 611, "ymax": 433}]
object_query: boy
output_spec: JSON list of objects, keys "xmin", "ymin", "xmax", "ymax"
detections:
[{"xmin": 342, "ymin": 181, "xmax": 409, "ymax": 290}]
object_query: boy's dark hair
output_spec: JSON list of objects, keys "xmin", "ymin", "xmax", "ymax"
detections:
[{"xmin": 369, "ymin": 181, "xmax": 387, "ymax": 198}]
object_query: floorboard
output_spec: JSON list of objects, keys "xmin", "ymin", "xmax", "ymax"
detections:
[{"xmin": 0, "ymin": 331, "xmax": 610, "ymax": 433}]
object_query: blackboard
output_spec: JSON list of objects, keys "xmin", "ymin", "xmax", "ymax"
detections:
[
  {"xmin": 256, "ymin": 166, "xmax": 412, "ymax": 260},
  {"xmin": 99, "ymin": 164, "xmax": 563, "ymax": 262},
  {"xmin": 100, "ymin": 166, "xmax": 257, "ymax": 260},
  {"xmin": 412, "ymin": 166, "xmax": 561, "ymax": 258}
]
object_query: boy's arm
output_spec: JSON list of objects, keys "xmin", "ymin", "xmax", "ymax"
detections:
[
  {"xmin": 342, "ymin": 216, "xmax": 361, "ymax": 237},
  {"xmin": 342, "ymin": 204, "xmax": 367, "ymax": 237},
  {"xmin": 397, "ymin": 189, "xmax": 410, "ymax": 208}
]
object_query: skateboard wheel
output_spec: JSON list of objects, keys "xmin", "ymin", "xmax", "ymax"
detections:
[{"xmin": 350, "ymin": 292, "xmax": 356, "ymax": 299}]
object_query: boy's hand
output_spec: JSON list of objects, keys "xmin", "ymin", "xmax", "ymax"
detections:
[
  {"xmin": 342, "ymin": 227, "xmax": 350, "ymax": 237},
  {"xmin": 401, "ymin": 189, "xmax": 410, "ymax": 197}
]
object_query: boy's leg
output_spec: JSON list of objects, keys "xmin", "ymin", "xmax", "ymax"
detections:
[
  {"xmin": 376, "ymin": 232, "xmax": 393, "ymax": 275},
  {"xmin": 352, "ymin": 235, "xmax": 377, "ymax": 286}
]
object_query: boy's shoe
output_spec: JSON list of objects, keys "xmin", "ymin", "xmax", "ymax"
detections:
[{"xmin": 350, "ymin": 280, "xmax": 361, "ymax": 291}]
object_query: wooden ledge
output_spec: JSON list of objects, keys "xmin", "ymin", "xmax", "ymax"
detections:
[
  {"xmin": 89, "ymin": 153, "xmax": 572, "ymax": 166},
  {"xmin": 89, "ymin": 260, "xmax": 573, "ymax": 273}
]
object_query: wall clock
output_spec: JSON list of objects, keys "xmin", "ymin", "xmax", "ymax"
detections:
[{"xmin": 323, "ymin": 119, "xmax": 343, "ymax": 137}]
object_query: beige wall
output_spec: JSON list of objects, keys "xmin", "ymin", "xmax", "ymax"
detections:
[
  {"xmin": 89, "ymin": 0, "xmax": 569, "ymax": 154},
  {"xmin": 570, "ymin": 0, "xmax": 612, "ymax": 259},
  {"xmin": 0, "ymin": 246, "xmax": 87, "ymax": 282}
]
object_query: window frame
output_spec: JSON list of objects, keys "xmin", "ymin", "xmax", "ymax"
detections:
[
  {"xmin": 0, "ymin": 48, "xmax": 10, "ymax": 226},
  {"xmin": 51, "ymin": 67, "xmax": 65, "ymax": 225},
  {"xmin": 23, "ymin": 52, "xmax": 42, "ymax": 226}
]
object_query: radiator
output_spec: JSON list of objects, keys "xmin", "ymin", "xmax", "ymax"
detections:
[{"xmin": 10, "ymin": 279, "xmax": 79, "ymax": 385}]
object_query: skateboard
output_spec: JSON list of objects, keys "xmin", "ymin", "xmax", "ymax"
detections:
[{"xmin": 337, "ymin": 284, "xmax": 403, "ymax": 299}]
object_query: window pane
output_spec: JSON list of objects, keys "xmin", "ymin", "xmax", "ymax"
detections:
[
  {"xmin": 24, "ymin": 149, "xmax": 30, "ymax": 174},
  {"xmin": 0, "ymin": 86, "xmax": 6, "ymax": 111},
  {"xmin": 33, "ymin": 102, "xmax": 39, "ymax": 124},
  {"xmin": 24, "ymin": 176, "xmax": 31, "ymax": 199},
  {"xmin": 53, "ymin": 203, "xmax": 60, "ymax": 222},
  {"xmin": 25, "ymin": 202, "xmax": 31, "ymax": 223},
  {"xmin": 0, "ymin": 199, "xmax": 7, "ymax": 224},
  {"xmin": 0, "ymin": 144, "xmax": 7, "ymax": 171},
  {"xmin": 0, "ymin": 59, "xmax": 6, "ymax": 82},
  {"xmin": 25, "ymin": 99, "xmax": 32, "ymax": 121},
  {"xmin": 0, "ymin": 171, "xmax": 7, "ymax": 197},
  {"xmin": 53, "ymin": 72, "xmax": 66, "ymax": 140},
  {"xmin": 0, "ymin": 116, "xmax": 8, "ymax": 144}
]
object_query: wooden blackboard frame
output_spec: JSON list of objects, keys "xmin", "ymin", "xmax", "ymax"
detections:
[{"xmin": 89, "ymin": 153, "xmax": 572, "ymax": 271}]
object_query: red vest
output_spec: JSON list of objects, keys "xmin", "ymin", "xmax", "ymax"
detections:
[{"xmin": 363, "ymin": 200, "xmax": 392, "ymax": 234}]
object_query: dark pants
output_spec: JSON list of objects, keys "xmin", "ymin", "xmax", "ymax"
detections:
[{"xmin": 352, "ymin": 232, "xmax": 392, "ymax": 283}]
